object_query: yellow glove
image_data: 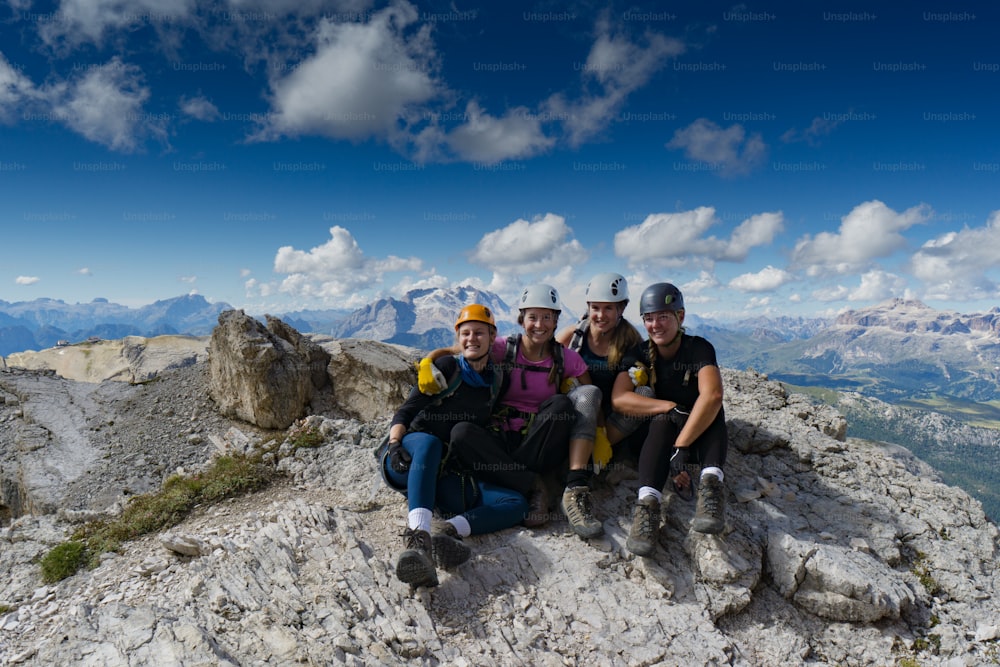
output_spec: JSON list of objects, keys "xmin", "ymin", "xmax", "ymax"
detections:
[
  {"xmin": 417, "ymin": 357, "xmax": 446, "ymax": 394},
  {"xmin": 592, "ymin": 427, "xmax": 612, "ymax": 474},
  {"xmin": 628, "ymin": 363, "xmax": 648, "ymax": 387},
  {"xmin": 560, "ymin": 375, "xmax": 581, "ymax": 394}
]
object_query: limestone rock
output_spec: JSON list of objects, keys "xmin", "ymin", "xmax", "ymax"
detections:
[
  {"xmin": 2, "ymin": 351, "xmax": 1000, "ymax": 666},
  {"xmin": 768, "ymin": 530, "xmax": 915, "ymax": 622},
  {"xmin": 208, "ymin": 310, "xmax": 330, "ymax": 429},
  {"xmin": 315, "ymin": 336, "xmax": 419, "ymax": 422}
]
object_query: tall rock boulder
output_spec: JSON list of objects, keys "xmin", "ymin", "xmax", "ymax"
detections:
[{"xmin": 208, "ymin": 310, "xmax": 330, "ymax": 429}]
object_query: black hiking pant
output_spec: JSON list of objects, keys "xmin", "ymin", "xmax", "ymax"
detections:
[
  {"xmin": 448, "ymin": 394, "xmax": 574, "ymax": 497},
  {"xmin": 638, "ymin": 409, "xmax": 728, "ymax": 491}
]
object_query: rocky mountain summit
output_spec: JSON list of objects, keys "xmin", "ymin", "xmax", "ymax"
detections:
[
  {"xmin": 331, "ymin": 285, "xmax": 521, "ymax": 349},
  {"xmin": 2, "ymin": 312, "xmax": 1000, "ymax": 666}
]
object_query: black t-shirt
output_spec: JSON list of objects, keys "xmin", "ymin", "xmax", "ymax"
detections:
[
  {"xmin": 578, "ymin": 334, "xmax": 644, "ymax": 412},
  {"xmin": 651, "ymin": 334, "xmax": 718, "ymax": 410},
  {"xmin": 390, "ymin": 355, "xmax": 497, "ymax": 443}
]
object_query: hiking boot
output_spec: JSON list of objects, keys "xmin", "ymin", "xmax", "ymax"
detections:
[
  {"xmin": 691, "ymin": 474, "xmax": 726, "ymax": 534},
  {"xmin": 431, "ymin": 519, "xmax": 471, "ymax": 569},
  {"xmin": 560, "ymin": 486, "xmax": 603, "ymax": 539},
  {"xmin": 626, "ymin": 496, "xmax": 660, "ymax": 557},
  {"xmin": 524, "ymin": 478, "xmax": 549, "ymax": 527},
  {"xmin": 396, "ymin": 528, "xmax": 438, "ymax": 587}
]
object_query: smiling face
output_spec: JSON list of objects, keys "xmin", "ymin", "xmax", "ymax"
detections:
[
  {"xmin": 642, "ymin": 309, "xmax": 684, "ymax": 347},
  {"xmin": 519, "ymin": 307, "xmax": 558, "ymax": 346},
  {"xmin": 457, "ymin": 321, "xmax": 495, "ymax": 361},
  {"xmin": 588, "ymin": 301, "xmax": 623, "ymax": 335}
]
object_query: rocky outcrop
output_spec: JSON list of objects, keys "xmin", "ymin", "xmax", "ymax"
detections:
[
  {"xmin": 208, "ymin": 310, "xmax": 330, "ymax": 430},
  {"xmin": 1, "ymin": 349, "xmax": 999, "ymax": 665},
  {"xmin": 2, "ymin": 335, "xmax": 208, "ymax": 384},
  {"xmin": 312, "ymin": 335, "xmax": 419, "ymax": 421}
]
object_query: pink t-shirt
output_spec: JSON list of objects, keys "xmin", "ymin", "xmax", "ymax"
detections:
[{"xmin": 492, "ymin": 335, "xmax": 587, "ymax": 431}]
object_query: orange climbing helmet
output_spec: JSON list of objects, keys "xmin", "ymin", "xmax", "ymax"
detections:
[{"xmin": 454, "ymin": 304, "xmax": 496, "ymax": 331}]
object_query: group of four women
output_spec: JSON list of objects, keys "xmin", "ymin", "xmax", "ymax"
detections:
[{"xmin": 379, "ymin": 274, "xmax": 729, "ymax": 588}]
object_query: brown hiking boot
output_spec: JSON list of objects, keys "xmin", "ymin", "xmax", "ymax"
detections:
[
  {"xmin": 396, "ymin": 528, "xmax": 438, "ymax": 587},
  {"xmin": 560, "ymin": 486, "xmax": 603, "ymax": 539},
  {"xmin": 691, "ymin": 474, "xmax": 726, "ymax": 534},
  {"xmin": 626, "ymin": 496, "xmax": 660, "ymax": 557},
  {"xmin": 524, "ymin": 478, "xmax": 550, "ymax": 527},
  {"xmin": 430, "ymin": 519, "xmax": 472, "ymax": 569}
]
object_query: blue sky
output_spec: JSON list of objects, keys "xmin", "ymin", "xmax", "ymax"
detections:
[{"xmin": 1, "ymin": 0, "xmax": 998, "ymax": 321}]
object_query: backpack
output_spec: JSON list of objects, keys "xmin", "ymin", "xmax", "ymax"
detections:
[
  {"xmin": 501, "ymin": 333, "xmax": 565, "ymax": 392},
  {"xmin": 568, "ymin": 315, "xmax": 589, "ymax": 352}
]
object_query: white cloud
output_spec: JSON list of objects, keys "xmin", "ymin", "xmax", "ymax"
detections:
[
  {"xmin": 435, "ymin": 101, "xmax": 554, "ymax": 163},
  {"xmin": 180, "ymin": 275, "xmax": 197, "ymax": 284},
  {"xmin": 911, "ymin": 210, "xmax": 1000, "ymax": 300},
  {"xmin": 791, "ymin": 200, "xmax": 931, "ymax": 276},
  {"xmin": 179, "ymin": 94, "xmax": 220, "ymax": 121},
  {"xmin": 811, "ymin": 285, "xmax": 850, "ymax": 302},
  {"xmin": 470, "ymin": 213, "xmax": 588, "ymax": 274},
  {"xmin": 744, "ymin": 296, "xmax": 772, "ymax": 309},
  {"xmin": 780, "ymin": 115, "xmax": 839, "ymax": 145},
  {"xmin": 613, "ymin": 207, "xmax": 782, "ymax": 267},
  {"xmin": 721, "ymin": 212, "xmax": 784, "ymax": 261},
  {"xmin": 39, "ymin": 0, "xmax": 196, "ymax": 48},
  {"xmin": 848, "ymin": 270, "xmax": 907, "ymax": 301},
  {"xmin": 666, "ymin": 118, "xmax": 767, "ymax": 176},
  {"xmin": 273, "ymin": 226, "xmax": 423, "ymax": 302},
  {"xmin": 392, "ymin": 273, "xmax": 450, "ymax": 294},
  {"xmin": 16, "ymin": 276, "xmax": 40, "ymax": 285},
  {"xmin": 728, "ymin": 265, "xmax": 792, "ymax": 292},
  {"xmin": 614, "ymin": 207, "xmax": 717, "ymax": 265},
  {"xmin": 77, "ymin": 267, "xmax": 92, "ymax": 276},
  {"xmin": 0, "ymin": 53, "xmax": 38, "ymax": 121},
  {"xmin": 674, "ymin": 271, "xmax": 723, "ymax": 307},
  {"xmin": 48, "ymin": 58, "xmax": 160, "ymax": 152},
  {"xmin": 2, "ymin": 53, "xmax": 162, "ymax": 151},
  {"xmin": 256, "ymin": 3, "xmax": 439, "ymax": 143},
  {"xmin": 545, "ymin": 20, "xmax": 684, "ymax": 146}
]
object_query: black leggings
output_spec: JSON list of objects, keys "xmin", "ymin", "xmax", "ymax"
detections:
[
  {"xmin": 637, "ymin": 411, "xmax": 728, "ymax": 491},
  {"xmin": 447, "ymin": 394, "xmax": 574, "ymax": 497}
]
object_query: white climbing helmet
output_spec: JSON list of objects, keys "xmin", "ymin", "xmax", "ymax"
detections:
[
  {"xmin": 585, "ymin": 272, "xmax": 629, "ymax": 304},
  {"xmin": 518, "ymin": 283, "xmax": 561, "ymax": 312}
]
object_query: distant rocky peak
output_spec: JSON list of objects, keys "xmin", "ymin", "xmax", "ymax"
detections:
[{"xmin": 834, "ymin": 298, "xmax": 998, "ymax": 338}]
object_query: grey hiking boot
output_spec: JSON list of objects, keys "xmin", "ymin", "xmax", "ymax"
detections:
[
  {"xmin": 626, "ymin": 496, "xmax": 660, "ymax": 557},
  {"xmin": 560, "ymin": 486, "xmax": 603, "ymax": 539},
  {"xmin": 396, "ymin": 528, "xmax": 438, "ymax": 587},
  {"xmin": 691, "ymin": 474, "xmax": 726, "ymax": 534},
  {"xmin": 431, "ymin": 519, "xmax": 471, "ymax": 569}
]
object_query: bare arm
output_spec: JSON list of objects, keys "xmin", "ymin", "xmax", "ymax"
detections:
[
  {"xmin": 610, "ymin": 371, "xmax": 676, "ymax": 417},
  {"xmin": 673, "ymin": 365, "xmax": 724, "ymax": 448}
]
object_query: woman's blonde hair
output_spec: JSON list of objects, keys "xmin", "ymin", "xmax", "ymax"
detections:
[{"xmin": 599, "ymin": 307, "xmax": 644, "ymax": 368}]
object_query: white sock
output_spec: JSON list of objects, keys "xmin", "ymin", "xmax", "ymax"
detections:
[
  {"xmin": 408, "ymin": 508, "xmax": 433, "ymax": 532},
  {"xmin": 449, "ymin": 515, "xmax": 472, "ymax": 538},
  {"xmin": 637, "ymin": 486, "xmax": 662, "ymax": 502},
  {"xmin": 701, "ymin": 467, "xmax": 724, "ymax": 483}
]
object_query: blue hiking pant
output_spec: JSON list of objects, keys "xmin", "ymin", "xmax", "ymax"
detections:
[{"xmin": 384, "ymin": 431, "xmax": 529, "ymax": 535}]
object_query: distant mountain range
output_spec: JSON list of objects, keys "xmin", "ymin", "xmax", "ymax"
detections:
[
  {"xmin": 4, "ymin": 291, "xmax": 999, "ymax": 407},
  {"xmin": 716, "ymin": 299, "xmax": 1000, "ymax": 404},
  {"xmin": 0, "ymin": 295, "xmax": 233, "ymax": 356}
]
